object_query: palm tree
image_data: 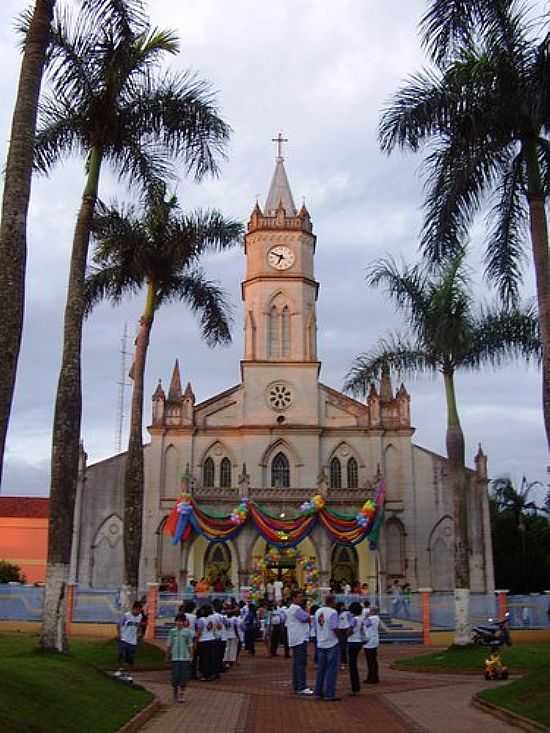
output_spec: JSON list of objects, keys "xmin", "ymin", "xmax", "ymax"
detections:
[
  {"xmin": 492, "ymin": 476, "xmax": 546, "ymax": 526},
  {"xmin": 36, "ymin": 0, "xmax": 230, "ymax": 652},
  {"xmin": 378, "ymin": 0, "xmax": 550, "ymax": 449},
  {"xmin": 85, "ymin": 188, "xmax": 243, "ymax": 592},
  {"xmin": 0, "ymin": 0, "xmax": 55, "ymax": 485},
  {"xmin": 344, "ymin": 251, "xmax": 540, "ymax": 644},
  {"xmin": 491, "ymin": 475, "xmax": 548, "ymax": 593}
]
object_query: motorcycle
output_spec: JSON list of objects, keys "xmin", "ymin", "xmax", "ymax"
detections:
[
  {"xmin": 471, "ymin": 612, "xmax": 511, "ymax": 681},
  {"xmin": 472, "ymin": 611, "xmax": 512, "ymax": 648}
]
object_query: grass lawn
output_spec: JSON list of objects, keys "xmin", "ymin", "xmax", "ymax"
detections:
[
  {"xmin": 393, "ymin": 642, "xmax": 550, "ymax": 672},
  {"xmin": 0, "ymin": 633, "xmax": 165, "ymax": 733},
  {"xmin": 393, "ymin": 642, "xmax": 550, "ymax": 728}
]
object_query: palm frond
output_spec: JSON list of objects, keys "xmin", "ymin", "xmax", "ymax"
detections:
[
  {"xmin": 34, "ymin": 96, "xmax": 88, "ymax": 173},
  {"xmin": 80, "ymin": 0, "xmax": 148, "ymax": 41},
  {"xmin": 344, "ymin": 335, "xmax": 435, "ymax": 398},
  {"xmin": 465, "ymin": 301, "xmax": 542, "ymax": 369},
  {"xmin": 420, "ymin": 0, "xmax": 483, "ymax": 66},
  {"xmin": 420, "ymin": 0, "xmax": 532, "ymax": 67},
  {"xmin": 84, "ymin": 265, "xmax": 141, "ymax": 314},
  {"xmin": 108, "ymin": 139, "xmax": 172, "ymax": 191},
  {"xmin": 366, "ymin": 257, "xmax": 430, "ymax": 333},
  {"xmin": 158, "ymin": 270, "xmax": 233, "ymax": 347},
  {"xmin": 46, "ymin": 5, "xmax": 94, "ymax": 103},
  {"xmin": 124, "ymin": 71, "xmax": 230, "ymax": 180},
  {"xmin": 484, "ymin": 151, "xmax": 527, "ymax": 307},
  {"xmin": 378, "ymin": 67, "xmax": 450, "ymax": 153},
  {"xmin": 421, "ymin": 135, "xmax": 511, "ymax": 265},
  {"xmin": 177, "ymin": 210, "xmax": 244, "ymax": 255}
]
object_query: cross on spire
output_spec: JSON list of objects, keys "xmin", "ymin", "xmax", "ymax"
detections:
[{"xmin": 272, "ymin": 131, "xmax": 288, "ymax": 160}]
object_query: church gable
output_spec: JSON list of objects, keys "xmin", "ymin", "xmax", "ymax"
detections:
[
  {"xmin": 194, "ymin": 384, "xmax": 242, "ymax": 428},
  {"xmin": 319, "ymin": 383, "xmax": 369, "ymax": 427}
]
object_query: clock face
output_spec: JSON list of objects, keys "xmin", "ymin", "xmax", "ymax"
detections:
[{"xmin": 268, "ymin": 245, "xmax": 295, "ymax": 270}]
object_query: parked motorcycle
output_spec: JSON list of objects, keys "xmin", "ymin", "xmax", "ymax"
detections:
[{"xmin": 472, "ymin": 611, "xmax": 512, "ymax": 648}]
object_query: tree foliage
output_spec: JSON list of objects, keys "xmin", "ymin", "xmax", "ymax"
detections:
[
  {"xmin": 0, "ymin": 561, "xmax": 24, "ymax": 584},
  {"xmin": 490, "ymin": 476, "xmax": 550, "ymax": 593},
  {"xmin": 379, "ymin": 0, "xmax": 550, "ymax": 448}
]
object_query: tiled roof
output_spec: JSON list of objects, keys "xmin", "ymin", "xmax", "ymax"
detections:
[{"xmin": 0, "ymin": 497, "xmax": 49, "ymax": 518}]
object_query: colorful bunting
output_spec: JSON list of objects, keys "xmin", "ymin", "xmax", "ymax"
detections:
[{"xmin": 165, "ymin": 481, "xmax": 386, "ymax": 548}]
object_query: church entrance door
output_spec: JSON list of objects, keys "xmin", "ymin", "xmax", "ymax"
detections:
[{"xmin": 331, "ymin": 545, "xmax": 358, "ymax": 586}]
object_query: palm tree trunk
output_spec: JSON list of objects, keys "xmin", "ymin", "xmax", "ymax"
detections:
[
  {"xmin": 443, "ymin": 370, "xmax": 470, "ymax": 645},
  {"xmin": 40, "ymin": 145, "xmax": 103, "ymax": 652},
  {"xmin": 124, "ymin": 281, "xmax": 156, "ymax": 596},
  {"xmin": 0, "ymin": 0, "xmax": 55, "ymax": 485},
  {"xmin": 523, "ymin": 137, "xmax": 550, "ymax": 452}
]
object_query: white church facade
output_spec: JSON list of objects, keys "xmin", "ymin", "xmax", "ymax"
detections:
[{"xmin": 71, "ymin": 146, "xmax": 495, "ymax": 595}]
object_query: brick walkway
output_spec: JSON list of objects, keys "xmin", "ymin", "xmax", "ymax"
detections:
[{"xmin": 134, "ymin": 645, "xmax": 519, "ymax": 733}]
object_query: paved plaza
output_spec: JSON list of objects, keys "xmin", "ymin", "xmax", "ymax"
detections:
[{"xmin": 134, "ymin": 645, "xmax": 518, "ymax": 732}]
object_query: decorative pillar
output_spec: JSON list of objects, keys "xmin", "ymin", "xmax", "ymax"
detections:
[
  {"xmin": 418, "ymin": 587, "xmax": 432, "ymax": 646},
  {"xmin": 144, "ymin": 582, "xmax": 159, "ymax": 641},
  {"xmin": 65, "ymin": 583, "xmax": 77, "ymax": 636},
  {"xmin": 495, "ymin": 589, "xmax": 509, "ymax": 618}
]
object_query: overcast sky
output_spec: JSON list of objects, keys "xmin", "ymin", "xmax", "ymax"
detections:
[{"xmin": 1, "ymin": 0, "xmax": 548, "ymax": 503}]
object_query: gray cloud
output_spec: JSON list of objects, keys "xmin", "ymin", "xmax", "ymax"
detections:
[{"xmin": 1, "ymin": 0, "xmax": 548, "ymax": 500}]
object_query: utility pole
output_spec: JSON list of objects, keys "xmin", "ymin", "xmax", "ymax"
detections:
[{"xmin": 115, "ymin": 323, "xmax": 131, "ymax": 453}]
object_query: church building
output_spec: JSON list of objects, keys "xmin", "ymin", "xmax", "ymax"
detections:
[{"xmin": 71, "ymin": 142, "xmax": 495, "ymax": 596}]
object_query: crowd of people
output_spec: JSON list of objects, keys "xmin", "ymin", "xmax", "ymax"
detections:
[{"xmin": 117, "ymin": 591, "xmax": 380, "ymax": 704}]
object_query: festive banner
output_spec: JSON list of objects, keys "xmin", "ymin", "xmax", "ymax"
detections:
[{"xmin": 165, "ymin": 481, "xmax": 386, "ymax": 548}]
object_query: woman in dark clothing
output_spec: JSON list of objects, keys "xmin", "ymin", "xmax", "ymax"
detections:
[{"xmin": 243, "ymin": 603, "xmax": 257, "ymax": 656}]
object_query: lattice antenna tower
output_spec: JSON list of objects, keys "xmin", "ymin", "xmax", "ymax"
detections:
[{"xmin": 115, "ymin": 323, "xmax": 131, "ymax": 453}]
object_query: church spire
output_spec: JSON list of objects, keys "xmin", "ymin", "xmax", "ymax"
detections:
[
  {"xmin": 265, "ymin": 132, "xmax": 296, "ymax": 216},
  {"xmin": 168, "ymin": 359, "xmax": 182, "ymax": 401}
]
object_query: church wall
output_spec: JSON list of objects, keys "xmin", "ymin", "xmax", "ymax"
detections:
[
  {"xmin": 241, "ymin": 364, "xmax": 320, "ymax": 426},
  {"xmin": 76, "ymin": 452, "xmax": 126, "ymax": 587},
  {"xmin": 412, "ymin": 445, "xmax": 454, "ymax": 589}
]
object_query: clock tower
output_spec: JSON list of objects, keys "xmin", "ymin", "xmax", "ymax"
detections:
[{"xmin": 241, "ymin": 136, "xmax": 320, "ymax": 424}]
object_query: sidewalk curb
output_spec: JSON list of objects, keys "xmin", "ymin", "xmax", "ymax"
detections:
[
  {"xmin": 117, "ymin": 696, "xmax": 161, "ymax": 733},
  {"xmin": 472, "ymin": 693, "xmax": 550, "ymax": 732}
]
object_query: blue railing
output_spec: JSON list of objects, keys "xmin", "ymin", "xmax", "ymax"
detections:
[{"xmin": 0, "ymin": 585, "xmax": 548, "ymax": 631}]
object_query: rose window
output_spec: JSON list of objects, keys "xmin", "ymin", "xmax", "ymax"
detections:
[{"xmin": 267, "ymin": 383, "xmax": 293, "ymax": 411}]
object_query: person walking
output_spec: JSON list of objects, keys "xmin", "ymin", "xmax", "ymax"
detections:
[
  {"xmin": 314, "ymin": 594, "xmax": 340, "ymax": 702},
  {"xmin": 117, "ymin": 601, "xmax": 142, "ymax": 671},
  {"xmin": 285, "ymin": 590, "xmax": 314, "ymax": 696},
  {"xmin": 243, "ymin": 602, "xmax": 257, "ymax": 656},
  {"xmin": 180, "ymin": 600, "xmax": 198, "ymax": 679},
  {"xmin": 336, "ymin": 602, "xmax": 348, "ymax": 669},
  {"xmin": 166, "ymin": 613, "xmax": 195, "ymax": 704},
  {"xmin": 345, "ymin": 602, "xmax": 365, "ymax": 695},
  {"xmin": 363, "ymin": 605, "xmax": 380, "ymax": 684},
  {"xmin": 269, "ymin": 602, "xmax": 285, "ymax": 656},
  {"xmin": 196, "ymin": 604, "xmax": 217, "ymax": 681},
  {"xmin": 309, "ymin": 604, "xmax": 319, "ymax": 667},
  {"xmin": 223, "ymin": 605, "xmax": 239, "ymax": 667}
]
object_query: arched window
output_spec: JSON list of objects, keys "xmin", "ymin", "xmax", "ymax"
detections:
[
  {"xmin": 220, "ymin": 457, "xmax": 232, "ymax": 488},
  {"xmin": 330, "ymin": 457, "xmax": 342, "ymax": 488},
  {"xmin": 281, "ymin": 306, "xmax": 290, "ymax": 357},
  {"xmin": 347, "ymin": 457, "xmax": 358, "ymax": 488},
  {"xmin": 271, "ymin": 452, "xmax": 290, "ymax": 488},
  {"xmin": 203, "ymin": 457, "xmax": 215, "ymax": 487},
  {"xmin": 268, "ymin": 305, "xmax": 280, "ymax": 358}
]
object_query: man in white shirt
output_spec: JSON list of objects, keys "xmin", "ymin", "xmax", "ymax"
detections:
[
  {"xmin": 273, "ymin": 578, "xmax": 284, "ymax": 604},
  {"xmin": 285, "ymin": 590, "xmax": 314, "ymax": 696},
  {"xmin": 314, "ymin": 594, "xmax": 340, "ymax": 701},
  {"xmin": 363, "ymin": 606, "xmax": 380, "ymax": 684}
]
